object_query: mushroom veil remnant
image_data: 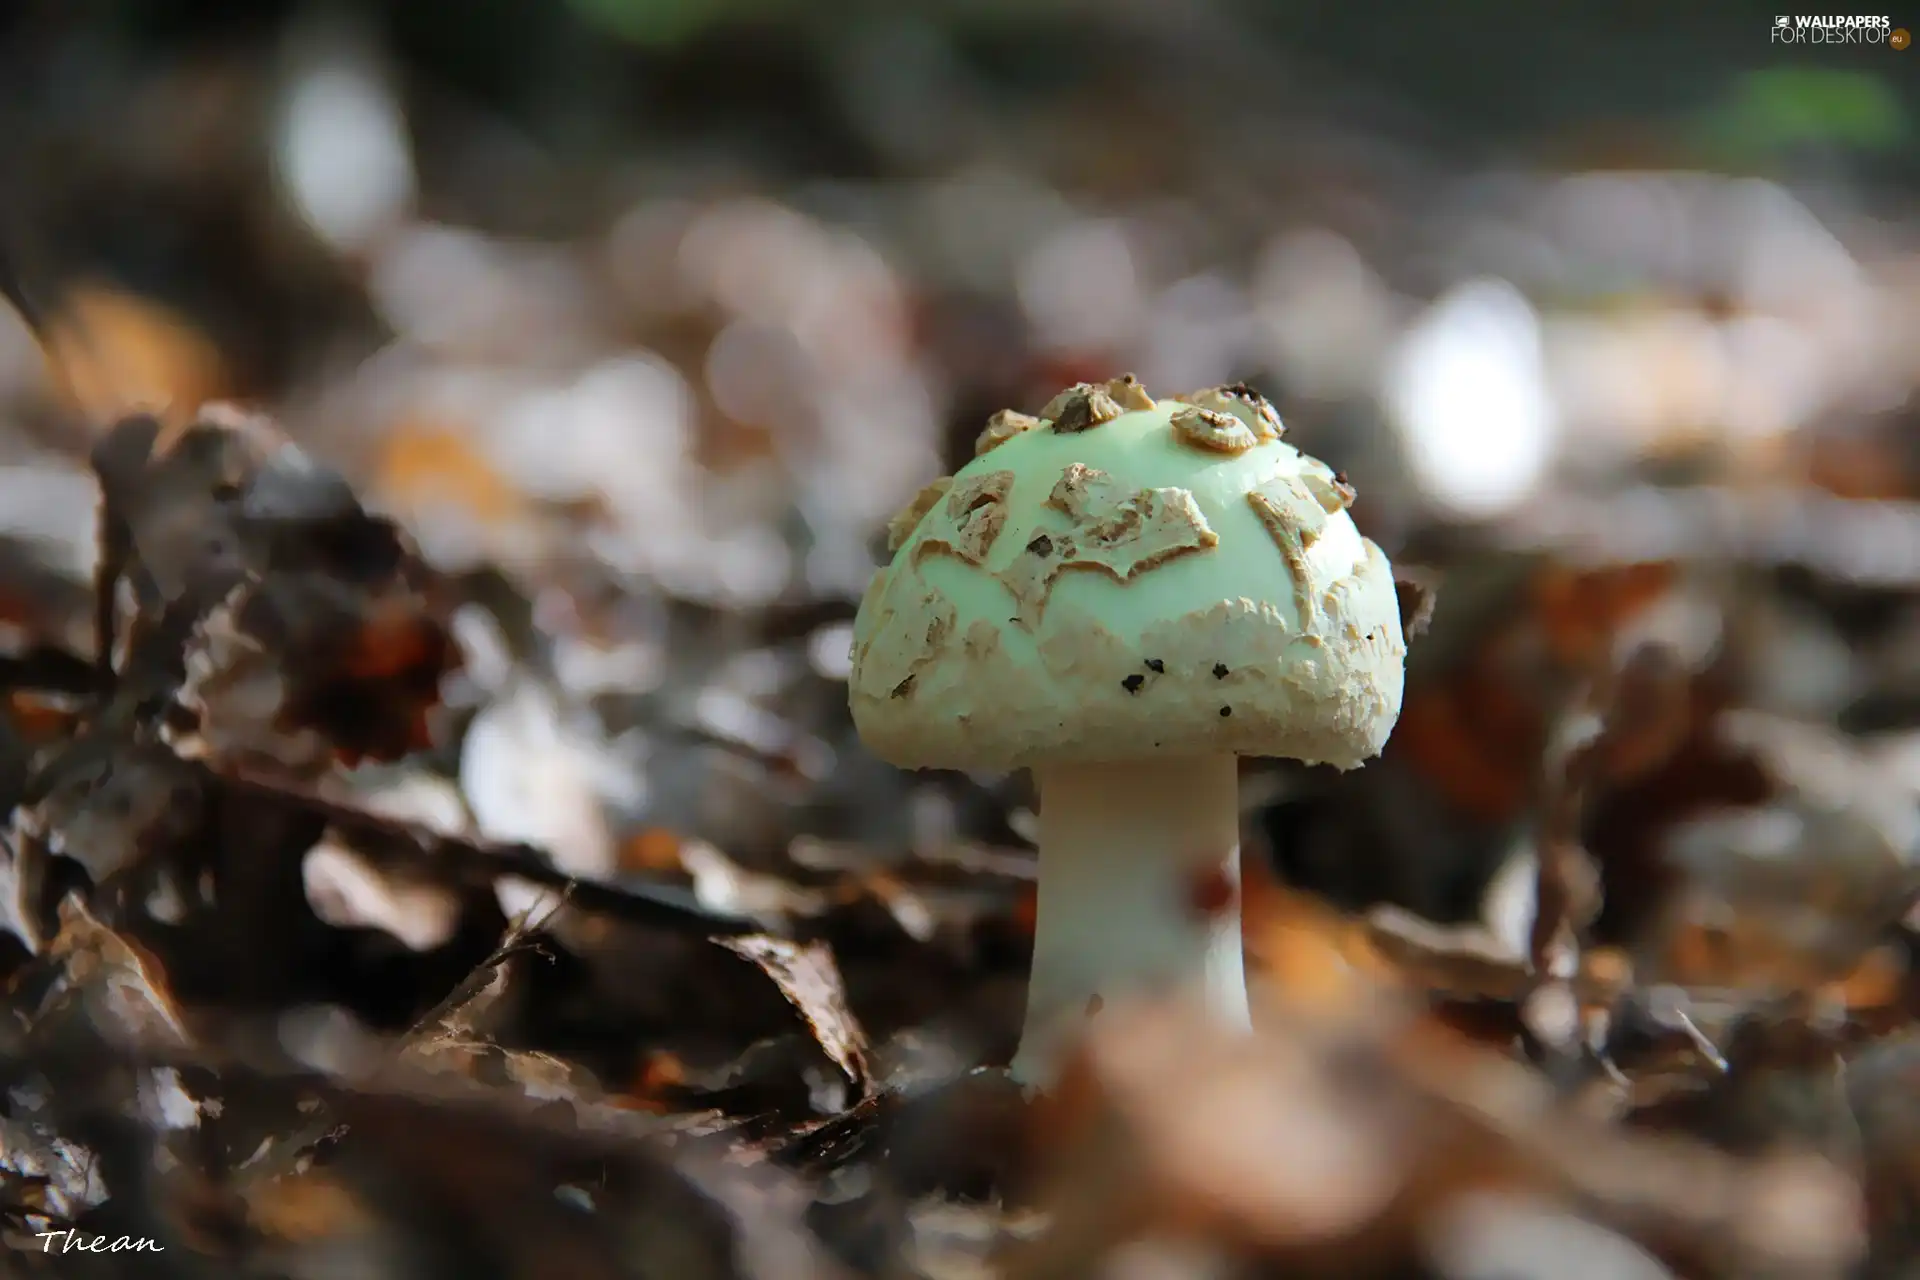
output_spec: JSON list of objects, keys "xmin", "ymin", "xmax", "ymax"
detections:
[{"xmin": 848, "ymin": 377, "xmax": 1408, "ymax": 1086}]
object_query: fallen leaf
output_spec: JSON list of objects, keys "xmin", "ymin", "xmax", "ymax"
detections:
[{"xmin": 721, "ymin": 934, "xmax": 873, "ymax": 1098}]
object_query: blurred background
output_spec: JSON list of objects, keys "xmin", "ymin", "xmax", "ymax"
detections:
[
  {"xmin": 3, "ymin": 0, "xmax": 1920, "ymax": 1019},
  {"xmin": 2, "ymin": 3, "xmax": 1920, "ymax": 1274}
]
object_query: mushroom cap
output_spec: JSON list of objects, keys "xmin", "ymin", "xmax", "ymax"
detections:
[{"xmin": 848, "ymin": 382, "xmax": 1406, "ymax": 772}]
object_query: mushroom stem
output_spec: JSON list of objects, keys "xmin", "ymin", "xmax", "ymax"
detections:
[{"xmin": 1010, "ymin": 754, "xmax": 1250, "ymax": 1087}]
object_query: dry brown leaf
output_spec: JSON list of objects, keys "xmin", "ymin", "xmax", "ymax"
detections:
[
  {"xmin": 1392, "ymin": 560, "xmax": 1680, "ymax": 826},
  {"xmin": 44, "ymin": 282, "xmax": 228, "ymax": 422},
  {"xmin": 1020, "ymin": 997, "xmax": 1415, "ymax": 1270},
  {"xmin": 374, "ymin": 421, "xmax": 530, "ymax": 524},
  {"xmin": 244, "ymin": 1170, "xmax": 378, "ymax": 1245},
  {"xmin": 721, "ymin": 934, "xmax": 873, "ymax": 1098},
  {"xmin": 43, "ymin": 895, "xmax": 190, "ymax": 1045},
  {"xmin": 1243, "ymin": 865, "xmax": 1395, "ymax": 1013}
]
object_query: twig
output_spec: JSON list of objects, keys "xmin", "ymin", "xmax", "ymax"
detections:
[{"xmin": 206, "ymin": 764, "xmax": 762, "ymax": 936}]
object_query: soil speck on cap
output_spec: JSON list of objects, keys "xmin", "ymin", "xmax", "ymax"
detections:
[
  {"xmin": 1121, "ymin": 674, "xmax": 1145, "ymax": 694},
  {"xmin": 975, "ymin": 408, "xmax": 1041, "ymax": 457},
  {"xmin": 1171, "ymin": 404, "xmax": 1258, "ymax": 454},
  {"xmin": 1004, "ymin": 471, "xmax": 1217, "ymax": 630},
  {"xmin": 1302, "ymin": 469, "xmax": 1358, "ymax": 515},
  {"xmin": 1144, "ymin": 658, "xmax": 1164, "ymax": 673},
  {"xmin": 1219, "ymin": 705, "xmax": 1231, "ymax": 717},
  {"xmin": 1044, "ymin": 382, "xmax": 1123, "ymax": 434},
  {"xmin": 1182, "ymin": 383, "xmax": 1284, "ymax": 441},
  {"xmin": 886, "ymin": 476, "xmax": 953, "ymax": 552},
  {"xmin": 1105, "ymin": 374, "xmax": 1155, "ymax": 411},
  {"xmin": 1028, "ymin": 534, "xmax": 1053, "ymax": 556},
  {"xmin": 1247, "ymin": 481, "xmax": 1321, "ymax": 628},
  {"xmin": 1085, "ymin": 994, "xmax": 1104, "ymax": 1017},
  {"xmin": 1212, "ymin": 663, "xmax": 1229, "ymax": 679}
]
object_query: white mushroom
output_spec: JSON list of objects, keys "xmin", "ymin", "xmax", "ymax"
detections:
[{"xmin": 848, "ymin": 377, "xmax": 1408, "ymax": 1086}]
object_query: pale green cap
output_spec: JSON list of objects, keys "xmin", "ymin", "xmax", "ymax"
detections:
[{"xmin": 849, "ymin": 378, "xmax": 1407, "ymax": 772}]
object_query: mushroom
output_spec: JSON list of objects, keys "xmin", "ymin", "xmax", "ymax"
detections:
[{"xmin": 847, "ymin": 377, "xmax": 1408, "ymax": 1086}]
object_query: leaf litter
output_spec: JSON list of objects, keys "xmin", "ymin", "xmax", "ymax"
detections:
[{"xmin": 2, "ymin": 26, "xmax": 1920, "ymax": 1277}]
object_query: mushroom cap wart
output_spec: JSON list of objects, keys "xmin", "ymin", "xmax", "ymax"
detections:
[{"xmin": 849, "ymin": 384, "xmax": 1407, "ymax": 772}]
